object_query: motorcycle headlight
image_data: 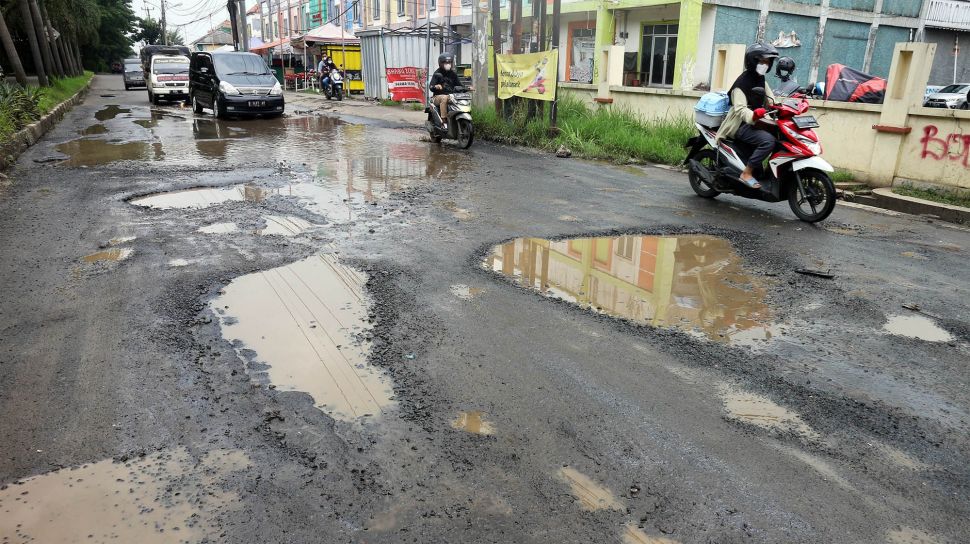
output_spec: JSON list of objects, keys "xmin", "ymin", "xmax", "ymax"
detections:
[
  {"xmin": 219, "ymin": 80, "xmax": 241, "ymax": 96},
  {"xmin": 269, "ymin": 82, "xmax": 283, "ymax": 96}
]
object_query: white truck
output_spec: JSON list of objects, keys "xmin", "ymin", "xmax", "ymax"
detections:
[{"xmin": 141, "ymin": 45, "xmax": 191, "ymax": 105}]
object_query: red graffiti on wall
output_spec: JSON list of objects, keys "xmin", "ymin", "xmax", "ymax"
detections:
[{"xmin": 920, "ymin": 125, "xmax": 970, "ymax": 168}]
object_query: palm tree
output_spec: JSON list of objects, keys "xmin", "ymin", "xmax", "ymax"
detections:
[
  {"xmin": 27, "ymin": 0, "xmax": 57, "ymax": 79},
  {"xmin": 0, "ymin": 7, "xmax": 29, "ymax": 85},
  {"xmin": 16, "ymin": 0, "xmax": 48, "ymax": 86},
  {"xmin": 39, "ymin": 0, "xmax": 66, "ymax": 78}
]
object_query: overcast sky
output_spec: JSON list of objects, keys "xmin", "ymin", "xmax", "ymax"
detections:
[{"xmin": 130, "ymin": 0, "xmax": 240, "ymax": 48}]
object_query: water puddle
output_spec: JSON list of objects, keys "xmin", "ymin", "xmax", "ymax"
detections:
[
  {"xmin": 80, "ymin": 123, "xmax": 108, "ymax": 135},
  {"xmin": 484, "ymin": 235, "xmax": 775, "ymax": 345},
  {"xmin": 451, "ymin": 411, "xmax": 494, "ymax": 435},
  {"xmin": 198, "ymin": 222, "xmax": 239, "ymax": 234},
  {"xmin": 55, "ymin": 139, "xmax": 163, "ymax": 167},
  {"xmin": 886, "ymin": 528, "xmax": 943, "ymax": 544},
  {"xmin": 94, "ymin": 105, "xmax": 131, "ymax": 121},
  {"xmin": 557, "ymin": 467, "xmax": 624, "ymax": 511},
  {"xmin": 82, "ymin": 248, "xmax": 133, "ymax": 263},
  {"xmin": 0, "ymin": 448, "xmax": 250, "ymax": 543},
  {"xmin": 259, "ymin": 215, "xmax": 315, "ymax": 236},
  {"xmin": 718, "ymin": 384, "xmax": 818, "ymax": 439},
  {"xmin": 622, "ymin": 524, "xmax": 681, "ymax": 544},
  {"xmin": 883, "ymin": 314, "xmax": 953, "ymax": 342},
  {"xmin": 169, "ymin": 258, "xmax": 190, "ymax": 267},
  {"xmin": 450, "ymin": 284, "xmax": 485, "ymax": 300},
  {"xmin": 212, "ymin": 254, "xmax": 394, "ymax": 421},
  {"xmin": 132, "ymin": 184, "xmax": 267, "ymax": 210}
]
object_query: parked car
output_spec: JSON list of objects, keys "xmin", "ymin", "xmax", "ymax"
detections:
[
  {"xmin": 189, "ymin": 51, "xmax": 284, "ymax": 119},
  {"xmin": 923, "ymin": 83, "xmax": 970, "ymax": 109},
  {"xmin": 123, "ymin": 57, "xmax": 145, "ymax": 90}
]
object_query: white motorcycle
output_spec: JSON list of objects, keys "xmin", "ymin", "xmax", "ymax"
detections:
[
  {"xmin": 323, "ymin": 69, "xmax": 343, "ymax": 101},
  {"xmin": 425, "ymin": 87, "xmax": 474, "ymax": 149}
]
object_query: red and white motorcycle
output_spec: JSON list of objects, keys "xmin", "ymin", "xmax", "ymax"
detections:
[{"xmin": 684, "ymin": 91, "xmax": 837, "ymax": 223}]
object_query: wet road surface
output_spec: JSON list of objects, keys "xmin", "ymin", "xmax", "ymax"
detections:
[{"xmin": 1, "ymin": 76, "xmax": 969, "ymax": 543}]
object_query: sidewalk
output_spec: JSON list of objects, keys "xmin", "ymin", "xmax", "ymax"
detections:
[{"xmin": 284, "ymin": 89, "xmax": 427, "ymax": 126}]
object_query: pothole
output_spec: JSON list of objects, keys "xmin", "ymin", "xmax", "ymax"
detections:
[
  {"xmin": 484, "ymin": 235, "xmax": 775, "ymax": 345},
  {"xmin": 258, "ymin": 215, "xmax": 315, "ymax": 236},
  {"xmin": 82, "ymin": 248, "xmax": 133, "ymax": 263},
  {"xmin": 211, "ymin": 254, "xmax": 394, "ymax": 422},
  {"xmin": 717, "ymin": 383, "xmax": 818, "ymax": 440},
  {"xmin": 0, "ymin": 448, "xmax": 250, "ymax": 543},
  {"xmin": 557, "ymin": 467, "xmax": 624, "ymax": 511},
  {"xmin": 55, "ymin": 139, "xmax": 163, "ymax": 167},
  {"xmin": 94, "ymin": 105, "xmax": 131, "ymax": 121},
  {"xmin": 451, "ymin": 411, "xmax": 494, "ymax": 435},
  {"xmin": 80, "ymin": 123, "xmax": 108, "ymax": 135},
  {"xmin": 131, "ymin": 184, "xmax": 269, "ymax": 210},
  {"xmin": 883, "ymin": 314, "xmax": 953, "ymax": 342}
]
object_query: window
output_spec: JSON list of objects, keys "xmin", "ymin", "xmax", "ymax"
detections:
[
  {"xmin": 640, "ymin": 23, "xmax": 679, "ymax": 88},
  {"xmin": 429, "ymin": 0, "xmax": 436, "ymax": 11},
  {"xmin": 373, "ymin": 0, "xmax": 381, "ymax": 19},
  {"xmin": 615, "ymin": 237, "xmax": 634, "ymax": 260},
  {"xmin": 353, "ymin": 0, "xmax": 360, "ymax": 22},
  {"xmin": 398, "ymin": 0, "xmax": 406, "ymax": 17}
]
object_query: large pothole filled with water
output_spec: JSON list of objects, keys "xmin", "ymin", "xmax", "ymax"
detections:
[
  {"xmin": 211, "ymin": 254, "xmax": 394, "ymax": 422},
  {"xmin": 484, "ymin": 234, "xmax": 776, "ymax": 345}
]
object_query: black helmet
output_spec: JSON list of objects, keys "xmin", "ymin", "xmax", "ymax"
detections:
[
  {"xmin": 776, "ymin": 56, "xmax": 796, "ymax": 79},
  {"xmin": 744, "ymin": 42, "xmax": 779, "ymax": 72},
  {"xmin": 438, "ymin": 53, "xmax": 454, "ymax": 70}
]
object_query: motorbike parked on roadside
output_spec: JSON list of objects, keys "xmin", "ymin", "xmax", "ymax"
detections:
[
  {"xmin": 425, "ymin": 87, "xmax": 474, "ymax": 149},
  {"xmin": 323, "ymin": 68, "xmax": 344, "ymax": 101},
  {"xmin": 684, "ymin": 88, "xmax": 837, "ymax": 223}
]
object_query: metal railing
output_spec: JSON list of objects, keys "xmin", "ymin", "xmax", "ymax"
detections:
[{"xmin": 925, "ymin": 0, "xmax": 970, "ymax": 31}]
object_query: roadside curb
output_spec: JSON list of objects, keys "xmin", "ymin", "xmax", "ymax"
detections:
[
  {"xmin": 0, "ymin": 76, "xmax": 94, "ymax": 172},
  {"xmin": 862, "ymin": 187, "xmax": 970, "ymax": 225}
]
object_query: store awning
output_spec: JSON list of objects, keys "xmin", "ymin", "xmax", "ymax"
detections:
[{"xmin": 298, "ymin": 23, "xmax": 359, "ymax": 45}]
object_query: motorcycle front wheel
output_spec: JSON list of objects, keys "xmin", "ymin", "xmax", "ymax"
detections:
[
  {"xmin": 456, "ymin": 119, "xmax": 474, "ymax": 149},
  {"xmin": 788, "ymin": 169, "xmax": 836, "ymax": 222},
  {"xmin": 688, "ymin": 149, "xmax": 720, "ymax": 198}
]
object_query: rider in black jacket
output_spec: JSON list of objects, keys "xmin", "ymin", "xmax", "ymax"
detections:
[{"xmin": 430, "ymin": 53, "xmax": 462, "ymax": 129}]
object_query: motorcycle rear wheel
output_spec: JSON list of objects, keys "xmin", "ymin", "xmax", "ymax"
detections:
[
  {"xmin": 788, "ymin": 169, "xmax": 836, "ymax": 222},
  {"xmin": 688, "ymin": 149, "xmax": 720, "ymax": 198}
]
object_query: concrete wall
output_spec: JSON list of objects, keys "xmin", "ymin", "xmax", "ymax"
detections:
[
  {"xmin": 764, "ymin": 11, "xmax": 820, "ymax": 86},
  {"xmin": 897, "ymin": 109, "xmax": 970, "ymax": 189}
]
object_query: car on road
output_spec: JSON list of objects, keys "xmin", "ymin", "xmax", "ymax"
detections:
[
  {"xmin": 923, "ymin": 83, "xmax": 970, "ymax": 109},
  {"xmin": 189, "ymin": 51, "xmax": 284, "ymax": 119},
  {"xmin": 123, "ymin": 58, "xmax": 145, "ymax": 90}
]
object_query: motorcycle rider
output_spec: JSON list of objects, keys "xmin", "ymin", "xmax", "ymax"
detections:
[
  {"xmin": 716, "ymin": 42, "xmax": 779, "ymax": 189},
  {"xmin": 773, "ymin": 56, "xmax": 799, "ymax": 97},
  {"xmin": 318, "ymin": 54, "xmax": 337, "ymax": 90},
  {"xmin": 430, "ymin": 53, "xmax": 466, "ymax": 131}
]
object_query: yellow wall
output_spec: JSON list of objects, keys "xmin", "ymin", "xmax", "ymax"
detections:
[{"xmin": 896, "ymin": 109, "xmax": 970, "ymax": 190}]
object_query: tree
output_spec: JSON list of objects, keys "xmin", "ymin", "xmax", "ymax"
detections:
[
  {"xmin": 16, "ymin": 0, "xmax": 48, "ymax": 86},
  {"xmin": 0, "ymin": 7, "xmax": 29, "ymax": 85},
  {"xmin": 135, "ymin": 17, "xmax": 183, "ymax": 46}
]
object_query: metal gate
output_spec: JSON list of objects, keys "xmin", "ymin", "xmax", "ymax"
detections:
[{"xmin": 359, "ymin": 27, "xmax": 446, "ymax": 100}]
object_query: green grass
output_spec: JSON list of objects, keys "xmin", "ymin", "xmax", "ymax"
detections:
[
  {"xmin": 37, "ymin": 72, "xmax": 94, "ymax": 113},
  {"xmin": 831, "ymin": 169, "xmax": 856, "ymax": 184},
  {"xmin": 472, "ymin": 95, "xmax": 696, "ymax": 166},
  {"xmin": 894, "ymin": 184, "xmax": 970, "ymax": 208}
]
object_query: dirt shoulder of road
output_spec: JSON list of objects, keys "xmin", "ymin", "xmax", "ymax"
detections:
[{"xmin": 284, "ymin": 90, "xmax": 426, "ymax": 126}]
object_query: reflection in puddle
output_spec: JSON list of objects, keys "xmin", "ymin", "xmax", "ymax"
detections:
[
  {"xmin": 259, "ymin": 215, "xmax": 314, "ymax": 236},
  {"xmin": 80, "ymin": 123, "xmax": 108, "ymax": 135},
  {"xmin": 212, "ymin": 254, "xmax": 394, "ymax": 421},
  {"xmin": 623, "ymin": 524, "xmax": 681, "ymax": 544},
  {"xmin": 199, "ymin": 222, "xmax": 239, "ymax": 234},
  {"xmin": 886, "ymin": 527, "xmax": 943, "ymax": 544},
  {"xmin": 82, "ymin": 248, "xmax": 132, "ymax": 263},
  {"xmin": 55, "ymin": 139, "xmax": 163, "ymax": 166},
  {"xmin": 451, "ymin": 411, "xmax": 494, "ymax": 435},
  {"xmin": 132, "ymin": 184, "xmax": 267, "ymax": 210},
  {"xmin": 450, "ymin": 284, "xmax": 485, "ymax": 300},
  {"xmin": 718, "ymin": 384, "xmax": 818, "ymax": 439},
  {"xmin": 557, "ymin": 467, "xmax": 624, "ymax": 511},
  {"xmin": 0, "ymin": 448, "xmax": 250, "ymax": 543},
  {"xmin": 883, "ymin": 314, "xmax": 953, "ymax": 342},
  {"xmin": 484, "ymin": 235, "xmax": 774, "ymax": 345},
  {"xmin": 94, "ymin": 105, "xmax": 131, "ymax": 121}
]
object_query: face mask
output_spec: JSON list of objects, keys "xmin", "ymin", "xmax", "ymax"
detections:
[
  {"xmin": 444, "ymin": 64, "xmax": 452, "ymax": 71},
  {"xmin": 756, "ymin": 63, "xmax": 769, "ymax": 76}
]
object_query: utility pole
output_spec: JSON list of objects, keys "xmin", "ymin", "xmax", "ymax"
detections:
[
  {"xmin": 228, "ymin": 0, "xmax": 240, "ymax": 49},
  {"xmin": 238, "ymin": 0, "xmax": 249, "ymax": 51},
  {"xmin": 161, "ymin": 0, "xmax": 168, "ymax": 45},
  {"xmin": 490, "ymin": 0, "xmax": 501, "ymax": 113},
  {"xmin": 549, "ymin": 0, "xmax": 561, "ymax": 130},
  {"xmin": 471, "ymin": 0, "xmax": 488, "ymax": 107}
]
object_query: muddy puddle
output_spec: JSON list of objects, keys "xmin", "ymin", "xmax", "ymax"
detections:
[
  {"xmin": 259, "ymin": 215, "xmax": 315, "ymax": 236},
  {"xmin": 718, "ymin": 383, "xmax": 818, "ymax": 439},
  {"xmin": 484, "ymin": 235, "xmax": 775, "ymax": 345},
  {"xmin": 451, "ymin": 411, "xmax": 494, "ymax": 435},
  {"xmin": 131, "ymin": 184, "xmax": 268, "ymax": 210},
  {"xmin": 80, "ymin": 123, "xmax": 108, "ymax": 135},
  {"xmin": 94, "ymin": 105, "xmax": 131, "ymax": 121},
  {"xmin": 557, "ymin": 467, "xmax": 624, "ymax": 511},
  {"xmin": 883, "ymin": 314, "xmax": 953, "ymax": 342},
  {"xmin": 55, "ymin": 139, "xmax": 163, "ymax": 167},
  {"xmin": 212, "ymin": 254, "xmax": 394, "ymax": 422},
  {"xmin": 82, "ymin": 248, "xmax": 132, "ymax": 263},
  {"xmin": 0, "ymin": 447, "xmax": 250, "ymax": 543}
]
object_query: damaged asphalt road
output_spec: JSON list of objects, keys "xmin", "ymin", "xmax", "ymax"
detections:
[{"xmin": 1, "ymin": 76, "xmax": 968, "ymax": 543}]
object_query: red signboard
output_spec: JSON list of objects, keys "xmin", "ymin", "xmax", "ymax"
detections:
[{"xmin": 386, "ymin": 67, "xmax": 426, "ymax": 104}]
